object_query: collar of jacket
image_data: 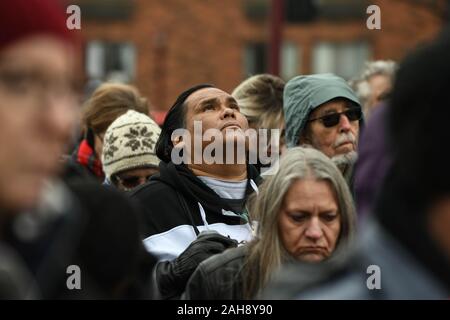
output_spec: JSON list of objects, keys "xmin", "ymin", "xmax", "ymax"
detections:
[{"xmin": 152, "ymin": 161, "xmax": 261, "ymax": 217}]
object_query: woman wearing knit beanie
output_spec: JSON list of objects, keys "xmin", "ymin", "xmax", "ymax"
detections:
[
  {"xmin": 69, "ymin": 83, "xmax": 150, "ymax": 182},
  {"xmin": 102, "ymin": 110, "xmax": 161, "ymax": 191}
]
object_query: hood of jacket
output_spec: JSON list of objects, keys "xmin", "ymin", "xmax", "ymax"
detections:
[{"xmin": 284, "ymin": 73, "xmax": 363, "ymax": 148}]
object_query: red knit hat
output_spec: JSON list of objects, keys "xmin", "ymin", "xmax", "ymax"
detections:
[{"xmin": 0, "ymin": 0, "xmax": 77, "ymax": 52}]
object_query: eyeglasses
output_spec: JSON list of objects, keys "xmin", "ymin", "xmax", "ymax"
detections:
[
  {"xmin": 114, "ymin": 174, "xmax": 153, "ymax": 191},
  {"xmin": 307, "ymin": 108, "xmax": 362, "ymax": 128}
]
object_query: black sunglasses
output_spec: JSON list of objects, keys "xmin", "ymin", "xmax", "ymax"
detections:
[
  {"xmin": 307, "ymin": 108, "xmax": 362, "ymax": 128},
  {"xmin": 114, "ymin": 174, "xmax": 152, "ymax": 190}
]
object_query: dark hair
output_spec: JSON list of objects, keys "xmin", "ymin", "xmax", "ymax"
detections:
[
  {"xmin": 155, "ymin": 84, "xmax": 214, "ymax": 163},
  {"xmin": 375, "ymin": 26, "xmax": 450, "ymax": 291},
  {"xmin": 388, "ymin": 27, "xmax": 450, "ymax": 199},
  {"xmin": 67, "ymin": 181, "xmax": 155, "ymax": 298}
]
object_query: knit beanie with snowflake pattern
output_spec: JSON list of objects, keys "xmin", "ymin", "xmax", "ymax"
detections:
[{"xmin": 102, "ymin": 110, "xmax": 161, "ymax": 180}]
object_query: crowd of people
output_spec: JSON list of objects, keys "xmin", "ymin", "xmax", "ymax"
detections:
[{"xmin": 0, "ymin": 0, "xmax": 449, "ymax": 300}]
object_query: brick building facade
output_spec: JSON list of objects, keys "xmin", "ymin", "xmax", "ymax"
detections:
[{"xmin": 76, "ymin": 0, "xmax": 447, "ymax": 121}]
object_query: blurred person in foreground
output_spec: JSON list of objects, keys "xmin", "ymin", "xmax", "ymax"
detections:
[
  {"xmin": 0, "ymin": 0, "xmax": 154, "ymax": 299},
  {"xmin": 182, "ymin": 147, "xmax": 356, "ymax": 299},
  {"xmin": 0, "ymin": 0, "xmax": 79, "ymax": 298}
]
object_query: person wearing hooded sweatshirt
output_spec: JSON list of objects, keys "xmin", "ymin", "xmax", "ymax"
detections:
[
  {"xmin": 283, "ymin": 74, "xmax": 364, "ymax": 188},
  {"xmin": 130, "ymin": 84, "xmax": 261, "ymax": 299},
  {"xmin": 261, "ymin": 27, "xmax": 450, "ymax": 300}
]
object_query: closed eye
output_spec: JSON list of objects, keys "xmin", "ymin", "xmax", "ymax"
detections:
[
  {"xmin": 289, "ymin": 212, "xmax": 309, "ymax": 222},
  {"xmin": 321, "ymin": 212, "xmax": 338, "ymax": 222}
]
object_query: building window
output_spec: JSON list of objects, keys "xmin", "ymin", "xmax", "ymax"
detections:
[
  {"xmin": 317, "ymin": 0, "xmax": 369, "ymax": 21},
  {"xmin": 243, "ymin": 0, "xmax": 269, "ymax": 22},
  {"xmin": 244, "ymin": 43, "xmax": 268, "ymax": 76},
  {"xmin": 74, "ymin": 0, "xmax": 134, "ymax": 21},
  {"xmin": 285, "ymin": 0, "xmax": 318, "ymax": 23},
  {"xmin": 86, "ymin": 41, "xmax": 136, "ymax": 83},
  {"xmin": 281, "ymin": 41, "xmax": 300, "ymax": 80},
  {"xmin": 312, "ymin": 41, "xmax": 370, "ymax": 80}
]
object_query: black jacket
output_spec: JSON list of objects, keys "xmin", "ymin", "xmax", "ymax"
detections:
[
  {"xmin": 182, "ymin": 245, "xmax": 247, "ymax": 300},
  {"xmin": 130, "ymin": 162, "xmax": 261, "ymax": 261},
  {"xmin": 2, "ymin": 180, "xmax": 155, "ymax": 299}
]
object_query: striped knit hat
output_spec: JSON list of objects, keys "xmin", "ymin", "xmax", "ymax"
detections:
[{"xmin": 102, "ymin": 110, "xmax": 161, "ymax": 180}]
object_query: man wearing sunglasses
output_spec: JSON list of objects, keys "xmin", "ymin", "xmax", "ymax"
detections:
[{"xmin": 284, "ymin": 73, "xmax": 363, "ymax": 186}]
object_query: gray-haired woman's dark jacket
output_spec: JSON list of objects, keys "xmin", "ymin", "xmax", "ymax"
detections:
[{"xmin": 182, "ymin": 245, "xmax": 247, "ymax": 300}]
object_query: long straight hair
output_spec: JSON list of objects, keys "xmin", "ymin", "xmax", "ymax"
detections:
[{"xmin": 242, "ymin": 147, "xmax": 356, "ymax": 299}]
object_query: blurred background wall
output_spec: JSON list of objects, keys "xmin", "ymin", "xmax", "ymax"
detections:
[{"xmin": 71, "ymin": 0, "xmax": 448, "ymax": 123}]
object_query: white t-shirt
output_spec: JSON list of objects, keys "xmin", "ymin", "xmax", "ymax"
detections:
[{"xmin": 197, "ymin": 176, "xmax": 247, "ymax": 200}]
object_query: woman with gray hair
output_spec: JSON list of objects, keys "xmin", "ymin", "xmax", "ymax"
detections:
[{"xmin": 182, "ymin": 147, "xmax": 356, "ymax": 299}]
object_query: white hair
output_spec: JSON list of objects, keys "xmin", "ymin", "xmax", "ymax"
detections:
[
  {"xmin": 350, "ymin": 60, "xmax": 397, "ymax": 117},
  {"xmin": 361, "ymin": 60, "xmax": 397, "ymax": 81}
]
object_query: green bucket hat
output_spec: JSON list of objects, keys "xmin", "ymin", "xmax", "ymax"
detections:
[{"xmin": 284, "ymin": 73, "xmax": 362, "ymax": 148}]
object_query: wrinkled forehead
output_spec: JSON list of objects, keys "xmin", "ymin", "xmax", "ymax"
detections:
[{"xmin": 185, "ymin": 87, "xmax": 233, "ymax": 108}]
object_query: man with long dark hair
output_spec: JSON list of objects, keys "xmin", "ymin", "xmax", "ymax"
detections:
[{"xmin": 131, "ymin": 84, "xmax": 260, "ymax": 298}]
